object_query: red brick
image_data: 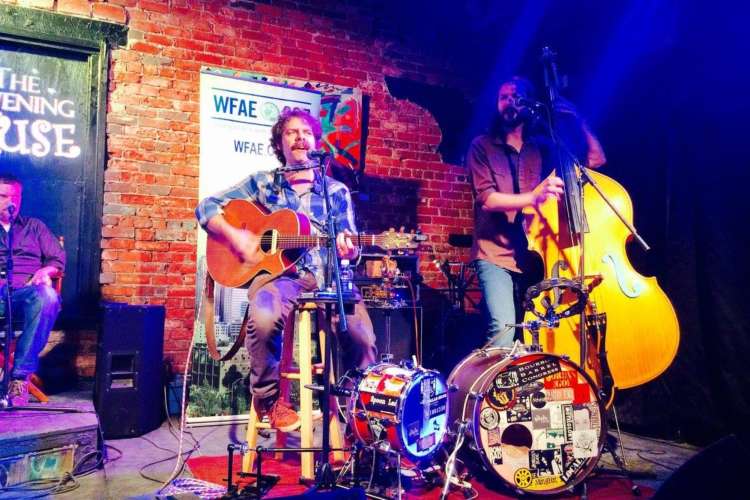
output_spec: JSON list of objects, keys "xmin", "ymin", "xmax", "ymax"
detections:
[
  {"xmin": 92, "ymin": 3, "xmax": 127, "ymax": 24},
  {"xmin": 57, "ymin": 0, "xmax": 90, "ymax": 16}
]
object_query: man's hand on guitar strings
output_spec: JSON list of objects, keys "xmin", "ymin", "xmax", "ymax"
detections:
[
  {"xmin": 336, "ymin": 229, "xmax": 359, "ymax": 260},
  {"xmin": 228, "ymin": 226, "xmax": 263, "ymax": 267}
]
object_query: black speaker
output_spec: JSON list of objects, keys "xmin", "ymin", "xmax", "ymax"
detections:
[
  {"xmin": 95, "ymin": 302, "xmax": 166, "ymax": 439},
  {"xmin": 368, "ymin": 306, "xmax": 422, "ymax": 363},
  {"xmin": 653, "ymin": 434, "xmax": 747, "ymax": 499}
]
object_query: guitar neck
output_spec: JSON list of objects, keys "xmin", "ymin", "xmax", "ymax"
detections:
[{"xmin": 264, "ymin": 233, "xmax": 398, "ymax": 250}]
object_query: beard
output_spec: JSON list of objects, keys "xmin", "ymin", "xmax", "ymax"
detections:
[{"xmin": 501, "ymin": 106, "xmax": 525, "ymax": 129}]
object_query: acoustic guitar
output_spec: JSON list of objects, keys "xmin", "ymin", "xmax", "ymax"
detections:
[{"xmin": 206, "ymin": 199, "xmax": 425, "ymax": 288}]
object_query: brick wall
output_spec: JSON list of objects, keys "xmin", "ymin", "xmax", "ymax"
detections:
[{"xmin": 4, "ymin": 0, "xmax": 475, "ymax": 369}]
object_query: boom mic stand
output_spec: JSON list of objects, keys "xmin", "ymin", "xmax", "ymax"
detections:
[{"xmin": 308, "ymin": 151, "xmax": 351, "ymax": 490}]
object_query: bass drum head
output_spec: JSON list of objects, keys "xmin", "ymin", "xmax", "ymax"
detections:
[
  {"xmin": 349, "ymin": 363, "xmax": 449, "ymax": 462},
  {"xmin": 473, "ymin": 353, "xmax": 604, "ymax": 495}
]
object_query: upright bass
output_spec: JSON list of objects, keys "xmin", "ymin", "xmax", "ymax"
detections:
[{"xmin": 521, "ymin": 48, "xmax": 680, "ymax": 407}]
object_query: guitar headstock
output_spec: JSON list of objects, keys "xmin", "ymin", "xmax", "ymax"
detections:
[{"xmin": 377, "ymin": 227, "xmax": 427, "ymax": 251}]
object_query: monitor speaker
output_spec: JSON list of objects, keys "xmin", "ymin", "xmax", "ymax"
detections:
[
  {"xmin": 367, "ymin": 306, "xmax": 422, "ymax": 364},
  {"xmin": 95, "ymin": 302, "xmax": 166, "ymax": 439}
]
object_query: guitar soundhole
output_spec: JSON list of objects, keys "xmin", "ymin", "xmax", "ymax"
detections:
[{"xmin": 260, "ymin": 230, "xmax": 275, "ymax": 253}]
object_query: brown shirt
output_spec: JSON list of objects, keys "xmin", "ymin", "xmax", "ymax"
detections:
[{"xmin": 467, "ymin": 134, "xmax": 552, "ymax": 273}]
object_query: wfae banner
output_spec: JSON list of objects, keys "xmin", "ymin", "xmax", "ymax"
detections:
[{"xmin": 189, "ymin": 70, "xmax": 321, "ymax": 423}]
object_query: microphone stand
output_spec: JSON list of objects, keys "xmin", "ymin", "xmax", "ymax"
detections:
[
  {"xmin": 310, "ymin": 152, "xmax": 349, "ymax": 490},
  {"xmin": 0, "ymin": 208, "xmax": 16, "ymax": 407}
]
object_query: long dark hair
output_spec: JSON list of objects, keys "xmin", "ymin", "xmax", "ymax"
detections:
[{"xmin": 489, "ymin": 76, "xmax": 538, "ymax": 138}]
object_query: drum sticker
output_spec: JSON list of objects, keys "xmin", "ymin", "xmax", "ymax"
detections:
[
  {"xmin": 573, "ymin": 406, "xmax": 591, "ymax": 430},
  {"xmin": 531, "ymin": 391, "xmax": 547, "ymax": 408},
  {"xmin": 561, "ymin": 443, "xmax": 586, "ymax": 484},
  {"xmin": 530, "ymin": 449, "xmax": 563, "ymax": 476},
  {"xmin": 545, "ymin": 387, "xmax": 574, "ymax": 402},
  {"xmin": 361, "ymin": 374, "xmax": 382, "ymax": 393},
  {"xmin": 544, "ymin": 370, "xmax": 577, "ymax": 389},
  {"xmin": 487, "ymin": 445, "xmax": 503, "ymax": 465},
  {"xmin": 407, "ymin": 421, "xmax": 420, "ymax": 443},
  {"xmin": 514, "ymin": 357, "xmax": 561, "ymax": 386},
  {"xmin": 494, "ymin": 369, "xmax": 520, "ymax": 389},
  {"xmin": 532, "ymin": 409, "xmax": 551, "ymax": 429},
  {"xmin": 576, "ymin": 403, "xmax": 601, "ymax": 430},
  {"xmin": 369, "ymin": 418, "xmax": 386, "ymax": 441},
  {"xmin": 572, "ymin": 430, "xmax": 598, "ymax": 459},
  {"xmin": 506, "ymin": 395, "xmax": 532, "ymax": 423},
  {"xmin": 366, "ymin": 394, "xmax": 399, "ymax": 414},
  {"xmin": 487, "ymin": 387, "xmax": 515, "ymax": 409},
  {"xmin": 382, "ymin": 377, "xmax": 407, "ymax": 397},
  {"xmin": 428, "ymin": 393, "xmax": 448, "ymax": 418},
  {"xmin": 539, "ymin": 428, "xmax": 566, "ymax": 449},
  {"xmin": 563, "ymin": 404, "xmax": 575, "ymax": 442},
  {"xmin": 487, "ymin": 427, "xmax": 503, "ymax": 447},
  {"xmin": 548, "ymin": 405, "xmax": 564, "ymax": 428},
  {"xmin": 514, "ymin": 468, "xmax": 533, "ymax": 488},
  {"xmin": 418, "ymin": 433, "xmax": 436, "ymax": 452},
  {"xmin": 518, "ymin": 381, "xmax": 544, "ymax": 397},
  {"xmin": 480, "ymin": 407, "xmax": 500, "ymax": 430}
]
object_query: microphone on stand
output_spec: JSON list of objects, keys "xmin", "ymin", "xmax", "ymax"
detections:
[{"xmin": 307, "ymin": 149, "xmax": 331, "ymax": 162}]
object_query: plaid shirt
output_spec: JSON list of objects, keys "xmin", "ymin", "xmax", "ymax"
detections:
[{"xmin": 196, "ymin": 169, "xmax": 357, "ymax": 288}]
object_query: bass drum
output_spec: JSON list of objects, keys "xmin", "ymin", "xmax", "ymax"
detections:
[
  {"xmin": 348, "ymin": 363, "xmax": 449, "ymax": 463},
  {"xmin": 448, "ymin": 347, "xmax": 604, "ymax": 495}
]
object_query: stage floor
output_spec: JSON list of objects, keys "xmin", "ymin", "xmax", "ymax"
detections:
[{"xmin": 6, "ymin": 388, "xmax": 699, "ymax": 499}]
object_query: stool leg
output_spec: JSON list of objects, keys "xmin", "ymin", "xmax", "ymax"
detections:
[
  {"xmin": 298, "ymin": 308, "xmax": 315, "ymax": 480},
  {"xmin": 319, "ymin": 328, "xmax": 345, "ymax": 464},
  {"xmin": 243, "ymin": 404, "xmax": 260, "ymax": 473}
]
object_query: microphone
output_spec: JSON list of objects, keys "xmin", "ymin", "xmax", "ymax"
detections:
[
  {"xmin": 307, "ymin": 150, "xmax": 331, "ymax": 162},
  {"xmin": 515, "ymin": 97, "xmax": 545, "ymax": 110}
]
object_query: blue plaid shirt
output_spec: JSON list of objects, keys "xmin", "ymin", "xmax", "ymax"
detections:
[{"xmin": 196, "ymin": 169, "xmax": 357, "ymax": 288}]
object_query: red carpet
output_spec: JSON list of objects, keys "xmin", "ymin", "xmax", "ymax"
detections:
[{"xmin": 187, "ymin": 454, "xmax": 654, "ymax": 499}]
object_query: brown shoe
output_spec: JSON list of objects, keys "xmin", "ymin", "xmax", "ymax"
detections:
[
  {"xmin": 266, "ymin": 399, "xmax": 301, "ymax": 432},
  {"xmin": 8, "ymin": 378, "xmax": 29, "ymax": 406}
]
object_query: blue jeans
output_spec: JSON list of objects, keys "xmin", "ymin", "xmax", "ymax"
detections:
[
  {"xmin": 1, "ymin": 284, "xmax": 61, "ymax": 379},
  {"xmin": 474, "ymin": 260, "xmax": 520, "ymax": 348}
]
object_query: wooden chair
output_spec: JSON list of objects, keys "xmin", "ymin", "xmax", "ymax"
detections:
[{"xmin": 242, "ymin": 301, "xmax": 344, "ymax": 481}]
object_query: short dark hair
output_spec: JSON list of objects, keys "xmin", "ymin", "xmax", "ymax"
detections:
[
  {"xmin": 270, "ymin": 109, "xmax": 323, "ymax": 165},
  {"xmin": 0, "ymin": 172, "xmax": 22, "ymax": 188}
]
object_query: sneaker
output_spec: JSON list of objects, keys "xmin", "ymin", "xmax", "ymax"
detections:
[
  {"xmin": 8, "ymin": 378, "xmax": 29, "ymax": 406},
  {"xmin": 266, "ymin": 399, "xmax": 301, "ymax": 432}
]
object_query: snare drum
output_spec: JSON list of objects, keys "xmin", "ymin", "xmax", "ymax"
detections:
[
  {"xmin": 349, "ymin": 363, "xmax": 449, "ymax": 462},
  {"xmin": 448, "ymin": 347, "xmax": 604, "ymax": 495}
]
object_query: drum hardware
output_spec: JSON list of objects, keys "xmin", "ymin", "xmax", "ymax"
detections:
[{"xmin": 440, "ymin": 420, "xmax": 468, "ymax": 500}]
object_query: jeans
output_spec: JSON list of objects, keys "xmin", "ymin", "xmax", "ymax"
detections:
[
  {"xmin": 245, "ymin": 273, "xmax": 377, "ymax": 407},
  {"xmin": 474, "ymin": 260, "xmax": 521, "ymax": 348},
  {"xmin": 0, "ymin": 284, "xmax": 61, "ymax": 379}
]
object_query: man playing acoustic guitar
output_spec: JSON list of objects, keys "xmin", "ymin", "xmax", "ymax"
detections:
[{"xmin": 196, "ymin": 109, "xmax": 377, "ymax": 432}]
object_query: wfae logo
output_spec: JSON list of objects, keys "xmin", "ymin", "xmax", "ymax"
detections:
[{"xmin": 0, "ymin": 67, "xmax": 81, "ymax": 159}]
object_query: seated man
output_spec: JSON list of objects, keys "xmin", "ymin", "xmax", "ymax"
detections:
[
  {"xmin": 196, "ymin": 109, "xmax": 377, "ymax": 431},
  {"xmin": 0, "ymin": 173, "xmax": 65, "ymax": 406}
]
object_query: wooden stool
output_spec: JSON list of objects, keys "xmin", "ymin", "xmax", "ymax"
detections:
[{"xmin": 243, "ymin": 302, "xmax": 344, "ymax": 481}]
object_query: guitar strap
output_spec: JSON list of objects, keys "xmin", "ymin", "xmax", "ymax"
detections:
[
  {"xmin": 203, "ymin": 272, "xmax": 276, "ymax": 361},
  {"xmin": 203, "ymin": 273, "xmax": 245, "ymax": 362}
]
